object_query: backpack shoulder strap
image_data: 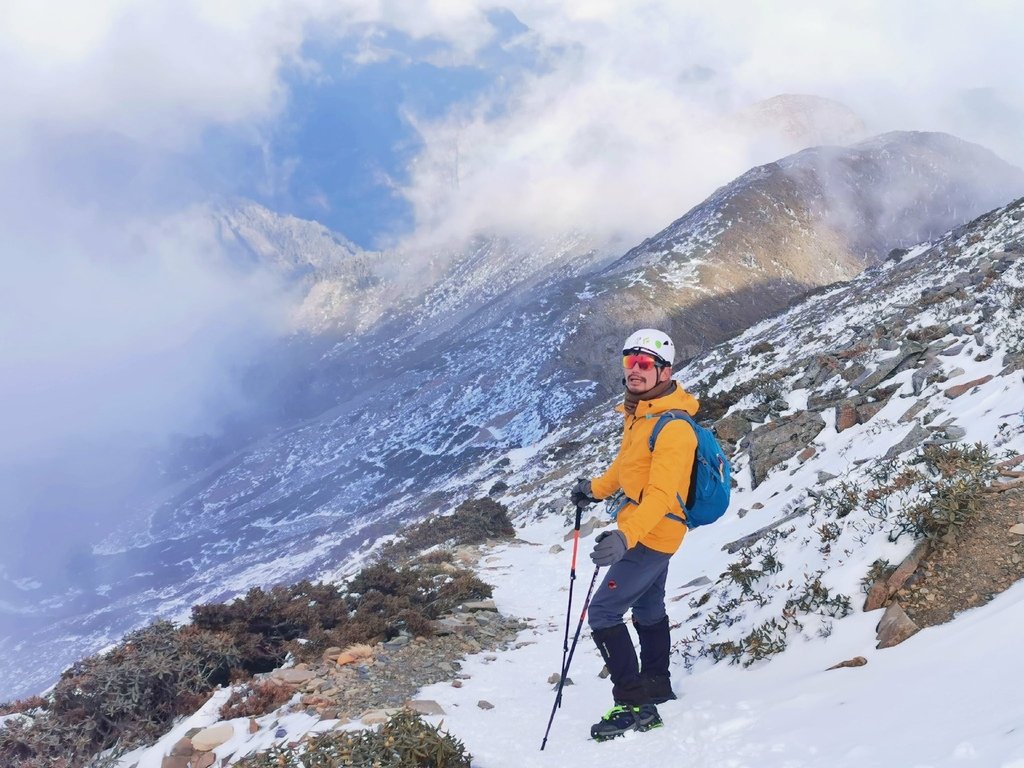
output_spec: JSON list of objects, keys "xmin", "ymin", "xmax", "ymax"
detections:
[{"xmin": 648, "ymin": 410, "xmax": 697, "ymax": 452}]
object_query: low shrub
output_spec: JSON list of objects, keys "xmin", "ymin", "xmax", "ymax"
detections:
[
  {"xmin": 0, "ymin": 621, "xmax": 241, "ymax": 767},
  {"xmin": 382, "ymin": 498, "xmax": 516, "ymax": 562},
  {"xmin": 219, "ymin": 680, "xmax": 294, "ymax": 720},
  {"xmin": 234, "ymin": 709, "xmax": 472, "ymax": 768}
]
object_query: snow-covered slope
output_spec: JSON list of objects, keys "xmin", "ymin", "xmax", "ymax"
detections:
[
  {"xmin": 2, "ymin": 134, "xmax": 1021, "ymax": 703},
  {"xmin": 109, "ymin": 195, "xmax": 1024, "ymax": 768}
]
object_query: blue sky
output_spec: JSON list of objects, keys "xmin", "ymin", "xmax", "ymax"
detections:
[{"xmin": 193, "ymin": 12, "xmax": 540, "ymax": 248}]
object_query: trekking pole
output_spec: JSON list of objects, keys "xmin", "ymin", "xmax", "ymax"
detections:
[
  {"xmin": 558, "ymin": 502, "xmax": 584, "ymax": 707},
  {"xmin": 540, "ymin": 564, "xmax": 602, "ymax": 751}
]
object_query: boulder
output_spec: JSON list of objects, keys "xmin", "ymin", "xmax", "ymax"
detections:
[
  {"xmin": 876, "ymin": 602, "xmax": 920, "ymax": 649},
  {"xmin": 462, "ymin": 599, "xmax": 498, "ymax": 612},
  {"xmin": 856, "ymin": 341, "xmax": 927, "ymax": 391},
  {"xmin": 361, "ymin": 708, "xmax": 402, "ymax": 725},
  {"xmin": 884, "ymin": 424, "xmax": 930, "ymax": 459},
  {"xmin": 835, "ymin": 401, "xmax": 859, "ymax": 432},
  {"xmin": 945, "ymin": 375, "xmax": 994, "ymax": 399},
  {"xmin": 191, "ymin": 723, "xmax": 234, "ymax": 752},
  {"xmin": 748, "ymin": 411, "xmax": 826, "ymax": 487},
  {"xmin": 714, "ymin": 414, "xmax": 752, "ymax": 445},
  {"xmin": 898, "ymin": 399, "xmax": 928, "ymax": 424},
  {"xmin": 271, "ymin": 668, "xmax": 315, "ymax": 686}
]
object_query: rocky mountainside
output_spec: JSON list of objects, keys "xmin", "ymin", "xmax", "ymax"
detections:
[
  {"xmin": 25, "ymin": 193, "xmax": 1024, "ymax": 768},
  {"xmin": 2, "ymin": 132, "xmax": 1022, "ymax": 702},
  {"xmin": 501, "ymin": 193, "xmax": 1024, "ymax": 665}
]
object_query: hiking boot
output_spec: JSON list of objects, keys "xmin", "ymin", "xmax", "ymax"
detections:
[
  {"xmin": 590, "ymin": 703, "xmax": 663, "ymax": 741},
  {"xmin": 642, "ymin": 674, "xmax": 677, "ymax": 704}
]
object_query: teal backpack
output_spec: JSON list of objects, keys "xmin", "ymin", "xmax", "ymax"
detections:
[{"xmin": 649, "ymin": 410, "xmax": 731, "ymax": 528}]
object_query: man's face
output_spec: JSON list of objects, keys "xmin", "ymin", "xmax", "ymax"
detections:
[{"xmin": 623, "ymin": 352, "xmax": 669, "ymax": 394}]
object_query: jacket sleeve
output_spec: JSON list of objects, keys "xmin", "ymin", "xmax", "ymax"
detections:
[
  {"xmin": 617, "ymin": 419, "xmax": 697, "ymax": 548},
  {"xmin": 590, "ymin": 448, "xmax": 623, "ymax": 500}
]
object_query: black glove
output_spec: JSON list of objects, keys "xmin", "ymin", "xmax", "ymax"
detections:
[
  {"xmin": 570, "ymin": 478, "xmax": 598, "ymax": 509},
  {"xmin": 590, "ymin": 529, "xmax": 628, "ymax": 566}
]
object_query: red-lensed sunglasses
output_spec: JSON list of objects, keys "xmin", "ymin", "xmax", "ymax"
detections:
[{"xmin": 622, "ymin": 353, "xmax": 660, "ymax": 371}]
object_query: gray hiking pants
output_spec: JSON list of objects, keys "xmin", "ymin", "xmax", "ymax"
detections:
[{"xmin": 588, "ymin": 542, "xmax": 671, "ymax": 631}]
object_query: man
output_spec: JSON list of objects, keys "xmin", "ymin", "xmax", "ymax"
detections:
[{"xmin": 570, "ymin": 328, "xmax": 699, "ymax": 741}]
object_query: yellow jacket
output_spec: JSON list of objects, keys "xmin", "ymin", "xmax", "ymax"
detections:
[{"xmin": 590, "ymin": 384, "xmax": 699, "ymax": 555}]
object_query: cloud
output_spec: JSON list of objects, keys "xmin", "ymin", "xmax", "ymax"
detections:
[{"xmin": 391, "ymin": 1, "xmax": 1024, "ymax": 249}]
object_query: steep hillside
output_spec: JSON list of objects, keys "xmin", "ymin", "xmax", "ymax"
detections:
[
  {"xmin": 39, "ymin": 195, "xmax": 1024, "ymax": 768},
  {"xmin": 2, "ymin": 135, "xmax": 1020, "ymax": 703},
  {"xmin": 572, "ymin": 132, "xmax": 1024, "ymax": 388}
]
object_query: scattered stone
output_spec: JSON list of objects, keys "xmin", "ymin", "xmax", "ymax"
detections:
[
  {"xmin": 361, "ymin": 708, "xmax": 402, "ymax": 725},
  {"xmin": 270, "ymin": 668, "xmax": 315, "ymax": 686},
  {"xmin": 547, "ymin": 673, "xmax": 561, "ymax": 684},
  {"xmin": 863, "ymin": 578, "xmax": 890, "ymax": 612},
  {"xmin": 1009, "ymin": 524, "xmax": 1024, "ymax": 536},
  {"xmin": 549, "ymin": 544, "xmax": 564, "ymax": 554},
  {"xmin": 722, "ymin": 509, "xmax": 805, "ymax": 554},
  {"xmin": 682, "ymin": 575, "xmax": 712, "ymax": 588},
  {"xmin": 752, "ymin": 502, "xmax": 764, "ymax": 510},
  {"xmin": 248, "ymin": 719, "xmax": 259, "ymax": 735},
  {"xmin": 406, "ymin": 699, "xmax": 445, "ymax": 716},
  {"xmin": 945, "ymin": 375, "xmax": 994, "ymax": 399},
  {"xmin": 797, "ymin": 446, "xmax": 817, "ymax": 462},
  {"xmin": 452, "ymin": 680, "xmax": 463, "ymax": 688},
  {"xmin": 462, "ymin": 599, "xmax": 498, "ymax": 612},
  {"xmin": 477, "ymin": 700, "xmax": 494, "ymax": 710},
  {"xmin": 827, "ymin": 656, "xmax": 867, "ymax": 671},
  {"xmin": 598, "ymin": 666, "xmax": 610, "ymax": 679},
  {"xmin": 192, "ymin": 723, "xmax": 234, "ymax": 752},
  {"xmin": 940, "ymin": 342, "xmax": 966, "ymax": 357},
  {"xmin": 816, "ymin": 470, "xmax": 838, "ymax": 483},
  {"xmin": 876, "ymin": 601, "xmax": 920, "ymax": 649},
  {"xmin": 170, "ymin": 738, "xmax": 194, "ymax": 757}
]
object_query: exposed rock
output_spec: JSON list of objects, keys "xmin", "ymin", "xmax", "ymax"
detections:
[
  {"xmin": 549, "ymin": 544, "xmax": 564, "ymax": 554},
  {"xmin": 863, "ymin": 578, "xmax": 890, "ymax": 611},
  {"xmin": 827, "ymin": 656, "xmax": 867, "ymax": 671},
  {"xmin": 748, "ymin": 411, "xmax": 826, "ymax": 487},
  {"xmin": 1010, "ymin": 524, "xmax": 1024, "ymax": 536},
  {"xmin": 194, "ymin": 753, "xmax": 216, "ymax": 768},
  {"xmin": 898, "ymin": 399, "xmax": 929, "ymax": 423},
  {"xmin": 884, "ymin": 424, "xmax": 930, "ymax": 459},
  {"xmin": 270, "ymin": 668, "xmax": 315, "ymax": 686},
  {"xmin": 856, "ymin": 401, "xmax": 886, "ymax": 424},
  {"xmin": 361, "ymin": 708, "xmax": 402, "ymax": 725},
  {"xmin": 816, "ymin": 470, "xmax": 838, "ymax": 483},
  {"xmin": 911, "ymin": 358, "xmax": 941, "ymax": 395},
  {"xmin": 161, "ymin": 757, "xmax": 191, "ymax": 768},
  {"xmin": 940, "ymin": 342, "xmax": 966, "ymax": 357},
  {"xmin": 797, "ymin": 446, "xmax": 817, "ymax": 462},
  {"xmin": 945, "ymin": 375, "xmax": 994, "ymax": 399},
  {"xmin": 170, "ymin": 738, "xmax": 194, "ymax": 757},
  {"xmin": 856, "ymin": 341, "xmax": 927, "ymax": 391},
  {"xmin": 192, "ymin": 723, "xmax": 233, "ymax": 752},
  {"xmin": 477, "ymin": 700, "xmax": 495, "ymax": 710},
  {"xmin": 876, "ymin": 601, "xmax": 920, "ymax": 648},
  {"xmin": 722, "ymin": 509, "xmax": 806, "ymax": 554},
  {"xmin": 462, "ymin": 599, "xmax": 498, "ymax": 612},
  {"xmin": 886, "ymin": 541, "xmax": 931, "ymax": 597},
  {"xmin": 682, "ymin": 575, "xmax": 712, "ymax": 588},
  {"xmin": 714, "ymin": 414, "xmax": 752, "ymax": 445},
  {"xmin": 835, "ymin": 400, "xmax": 859, "ymax": 432}
]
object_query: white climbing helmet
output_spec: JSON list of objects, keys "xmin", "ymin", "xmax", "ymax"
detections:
[{"xmin": 622, "ymin": 328, "xmax": 674, "ymax": 366}]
